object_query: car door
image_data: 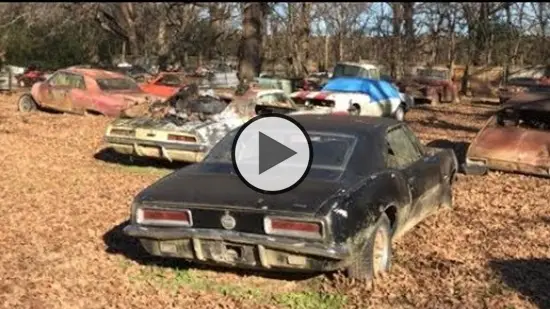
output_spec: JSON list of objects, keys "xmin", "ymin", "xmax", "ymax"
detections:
[
  {"xmin": 385, "ymin": 125, "xmax": 441, "ymax": 220},
  {"xmin": 41, "ymin": 72, "xmax": 74, "ymax": 111},
  {"xmin": 67, "ymin": 74, "xmax": 92, "ymax": 114}
]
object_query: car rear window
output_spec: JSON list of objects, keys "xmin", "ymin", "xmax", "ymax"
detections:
[
  {"xmin": 97, "ymin": 78, "xmax": 140, "ymax": 91},
  {"xmin": 205, "ymin": 130, "xmax": 357, "ymax": 170}
]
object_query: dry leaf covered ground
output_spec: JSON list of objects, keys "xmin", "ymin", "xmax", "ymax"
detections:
[{"xmin": 0, "ymin": 93, "xmax": 548, "ymax": 309}]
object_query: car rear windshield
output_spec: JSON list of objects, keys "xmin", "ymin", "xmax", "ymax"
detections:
[
  {"xmin": 97, "ymin": 78, "xmax": 140, "ymax": 91},
  {"xmin": 204, "ymin": 130, "xmax": 357, "ymax": 171}
]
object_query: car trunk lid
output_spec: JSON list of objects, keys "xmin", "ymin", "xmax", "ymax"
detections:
[{"xmin": 137, "ymin": 170, "xmax": 343, "ymax": 216}]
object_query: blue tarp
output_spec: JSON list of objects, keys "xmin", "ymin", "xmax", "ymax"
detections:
[{"xmin": 322, "ymin": 77, "xmax": 400, "ymax": 102}]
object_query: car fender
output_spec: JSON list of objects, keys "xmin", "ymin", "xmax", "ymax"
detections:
[
  {"xmin": 327, "ymin": 170, "xmax": 411, "ymax": 245},
  {"xmin": 30, "ymin": 82, "xmax": 45, "ymax": 106}
]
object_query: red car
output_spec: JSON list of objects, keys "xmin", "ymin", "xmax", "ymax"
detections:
[
  {"xmin": 139, "ymin": 72, "xmax": 188, "ymax": 99},
  {"xmin": 15, "ymin": 65, "xmax": 47, "ymax": 88},
  {"xmin": 17, "ymin": 68, "xmax": 162, "ymax": 117}
]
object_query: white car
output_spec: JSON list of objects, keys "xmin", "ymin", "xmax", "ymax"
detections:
[{"xmin": 290, "ymin": 77, "xmax": 414, "ymax": 121}]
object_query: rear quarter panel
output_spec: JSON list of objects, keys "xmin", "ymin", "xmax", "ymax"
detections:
[
  {"xmin": 327, "ymin": 171, "xmax": 411, "ymax": 245},
  {"xmin": 93, "ymin": 94, "xmax": 127, "ymax": 117}
]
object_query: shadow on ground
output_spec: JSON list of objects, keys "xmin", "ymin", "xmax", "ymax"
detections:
[
  {"xmin": 489, "ymin": 259, "xmax": 550, "ymax": 309},
  {"xmin": 94, "ymin": 147, "xmax": 189, "ymax": 170},
  {"xmin": 103, "ymin": 220, "xmax": 320, "ymax": 282}
]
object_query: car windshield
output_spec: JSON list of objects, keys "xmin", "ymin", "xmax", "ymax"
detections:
[
  {"xmin": 333, "ymin": 64, "xmax": 371, "ymax": 78},
  {"xmin": 417, "ymin": 69, "xmax": 448, "ymax": 80},
  {"xmin": 97, "ymin": 78, "xmax": 140, "ymax": 91},
  {"xmin": 204, "ymin": 130, "xmax": 357, "ymax": 172}
]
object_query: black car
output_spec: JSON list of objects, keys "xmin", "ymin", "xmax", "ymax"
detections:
[{"xmin": 123, "ymin": 114, "xmax": 458, "ymax": 280}]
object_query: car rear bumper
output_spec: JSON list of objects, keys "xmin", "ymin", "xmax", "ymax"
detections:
[
  {"xmin": 105, "ymin": 136, "xmax": 208, "ymax": 163},
  {"xmin": 124, "ymin": 224, "xmax": 350, "ymax": 272}
]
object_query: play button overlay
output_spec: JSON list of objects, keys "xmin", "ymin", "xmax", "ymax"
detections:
[{"xmin": 232, "ymin": 114, "xmax": 313, "ymax": 194}]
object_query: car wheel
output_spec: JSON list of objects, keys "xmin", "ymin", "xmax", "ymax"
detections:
[
  {"xmin": 430, "ymin": 93, "xmax": 441, "ymax": 106},
  {"xmin": 348, "ymin": 104, "xmax": 361, "ymax": 116},
  {"xmin": 347, "ymin": 213, "xmax": 393, "ymax": 280},
  {"xmin": 18, "ymin": 94, "xmax": 37, "ymax": 112},
  {"xmin": 394, "ymin": 105, "xmax": 405, "ymax": 121},
  {"xmin": 440, "ymin": 172, "xmax": 454, "ymax": 209}
]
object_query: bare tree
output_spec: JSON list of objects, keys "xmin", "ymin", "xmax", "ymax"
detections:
[{"xmin": 238, "ymin": 2, "xmax": 269, "ymax": 82}]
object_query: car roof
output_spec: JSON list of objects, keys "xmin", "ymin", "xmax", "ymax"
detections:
[
  {"xmin": 336, "ymin": 62, "xmax": 378, "ymax": 70},
  {"xmin": 289, "ymin": 114, "xmax": 400, "ymax": 136},
  {"xmin": 60, "ymin": 68, "xmax": 128, "ymax": 79}
]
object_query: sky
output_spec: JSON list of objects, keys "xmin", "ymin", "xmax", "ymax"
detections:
[{"xmin": 238, "ymin": 3, "xmax": 543, "ymax": 37}]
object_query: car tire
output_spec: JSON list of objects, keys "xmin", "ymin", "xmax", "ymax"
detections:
[
  {"xmin": 394, "ymin": 105, "xmax": 405, "ymax": 121},
  {"xmin": 348, "ymin": 104, "xmax": 361, "ymax": 116},
  {"xmin": 440, "ymin": 171, "xmax": 454, "ymax": 209},
  {"xmin": 430, "ymin": 93, "xmax": 441, "ymax": 106},
  {"xmin": 18, "ymin": 94, "xmax": 37, "ymax": 112},
  {"xmin": 347, "ymin": 213, "xmax": 393, "ymax": 281}
]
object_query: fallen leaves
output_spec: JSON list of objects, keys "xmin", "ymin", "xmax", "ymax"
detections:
[{"xmin": 0, "ymin": 93, "xmax": 548, "ymax": 309}]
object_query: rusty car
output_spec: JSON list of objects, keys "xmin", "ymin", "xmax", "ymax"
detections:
[
  {"xmin": 122, "ymin": 114, "xmax": 458, "ymax": 280},
  {"xmin": 15, "ymin": 64, "xmax": 47, "ymax": 88},
  {"xmin": 138, "ymin": 72, "xmax": 191, "ymax": 99},
  {"xmin": 498, "ymin": 67, "xmax": 550, "ymax": 104},
  {"xmin": 463, "ymin": 92, "xmax": 550, "ymax": 178},
  {"xmin": 104, "ymin": 83, "xmax": 299, "ymax": 163},
  {"xmin": 17, "ymin": 68, "xmax": 162, "ymax": 117},
  {"xmin": 396, "ymin": 66, "xmax": 459, "ymax": 105}
]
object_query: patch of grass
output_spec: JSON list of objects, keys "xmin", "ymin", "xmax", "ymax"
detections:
[
  {"xmin": 274, "ymin": 291, "xmax": 347, "ymax": 309},
  {"xmin": 127, "ymin": 265, "xmax": 346, "ymax": 308}
]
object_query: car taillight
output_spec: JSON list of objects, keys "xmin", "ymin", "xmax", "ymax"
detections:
[
  {"xmin": 110, "ymin": 128, "xmax": 135, "ymax": 137},
  {"xmin": 137, "ymin": 208, "xmax": 192, "ymax": 227},
  {"xmin": 167, "ymin": 134, "xmax": 196, "ymax": 143},
  {"xmin": 264, "ymin": 217, "xmax": 323, "ymax": 239}
]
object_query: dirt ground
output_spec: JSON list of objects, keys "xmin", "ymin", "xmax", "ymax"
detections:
[{"xmin": 0, "ymin": 93, "xmax": 548, "ymax": 309}]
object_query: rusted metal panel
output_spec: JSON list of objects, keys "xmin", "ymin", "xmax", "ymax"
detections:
[{"xmin": 466, "ymin": 97, "xmax": 550, "ymax": 177}]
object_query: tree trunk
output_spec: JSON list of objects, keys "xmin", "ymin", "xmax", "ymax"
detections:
[
  {"xmin": 402, "ymin": 2, "xmax": 415, "ymax": 74},
  {"xmin": 390, "ymin": 3, "xmax": 403, "ymax": 79},
  {"xmin": 157, "ymin": 18, "xmax": 169, "ymax": 70},
  {"xmin": 119, "ymin": 3, "xmax": 139, "ymax": 57},
  {"xmin": 238, "ymin": 3, "xmax": 266, "ymax": 83},
  {"xmin": 324, "ymin": 35, "xmax": 330, "ymax": 71}
]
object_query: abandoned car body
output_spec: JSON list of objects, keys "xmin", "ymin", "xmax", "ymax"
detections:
[
  {"xmin": 290, "ymin": 77, "xmax": 412, "ymax": 121},
  {"xmin": 104, "ymin": 86, "xmax": 298, "ymax": 163},
  {"xmin": 498, "ymin": 73, "xmax": 550, "ymax": 105},
  {"xmin": 396, "ymin": 66, "xmax": 459, "ymax": 105},
  {"xmin": 17, "ymin": 68, "xmax": 161, "ymax": 116},
  {"xmin": 464, "ymin": 92, "xmax": 550, "ymax": 178},
  {"xmin": 123, "ymin": 115, "xmax": 458, "ymax": 279}
]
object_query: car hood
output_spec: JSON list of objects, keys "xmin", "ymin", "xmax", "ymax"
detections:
[{"xmin": 135, "ymin": 166, "xmax": 346, "ymax": 215}]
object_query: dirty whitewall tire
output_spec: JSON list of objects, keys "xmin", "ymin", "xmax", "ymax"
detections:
[
  {"xmin": 394, "ymin": 105, "xmax": 405, "ymax": 122},
  {"xmin": 347, "ymin": 213, "xmax": 393, "ymax": 281},
  {"xmin": 18, "ymin": 94, "xmax": 37, "ymax": 113}
]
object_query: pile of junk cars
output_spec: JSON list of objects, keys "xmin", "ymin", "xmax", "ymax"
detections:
[{"xmin": 12, "ymin": 62, "xmax": 550, "ymax": 282}]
